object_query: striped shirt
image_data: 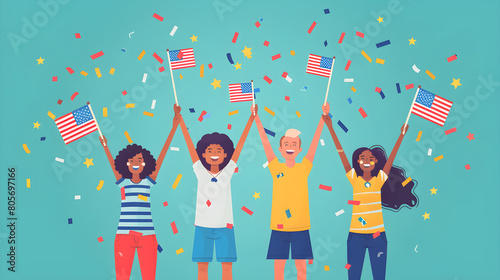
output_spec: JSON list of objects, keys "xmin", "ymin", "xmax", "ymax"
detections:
[
  {"xmin": 346, "ymin": 169, "xmax": 388, "ymax": 233},
  {"xmin": 116, "ymin": 176, "xmax": 156, "ymax": 235}
]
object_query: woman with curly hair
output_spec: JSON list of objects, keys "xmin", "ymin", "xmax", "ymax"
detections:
[
  {"xmin": 321, "ymin": 109, "xmax": 418, "ymax": 280},
  {"xmin": 99, "ymin": 107, "xmax": 181, "ymax": 280},
  {"xmin": 177, "ymin": 104, "xmax": 256, "ymax": 280}
]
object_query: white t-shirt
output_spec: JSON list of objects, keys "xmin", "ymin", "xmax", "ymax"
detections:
[{"xmin": 193, "ymin": 159, "xmax": 237, "ymax": 228}]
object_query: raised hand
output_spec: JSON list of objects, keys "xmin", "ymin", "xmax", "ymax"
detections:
[
  {"xmin": 401, "ymin": 124, "xmax": 409, "ymax": 134},
  {"xmin": 99, "ymin": 135, "xmax": 107, "ymax": 147},
  {"xmin": 322, "ymin": 114, "xmax": 332, "ymax": 125},
  {"xmin": 322, "ymin": 102, "xmax": 330, "ymax": 115},
  {"xmin": 174, "ymin": 104, "xmax": 181, "ymax": 116},
  {"xmin": 251, "ymin": 104, "xmax": 258, "ymax": 115}
]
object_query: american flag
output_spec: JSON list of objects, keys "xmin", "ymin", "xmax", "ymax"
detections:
[
  {"xmin": 306, "ymin": 54, "xmax": 333, "ymax": 78},
  {"xmin": 228, "ymin": 82, "xmax": 254, "ymax": 103},
  {"xmin": 411, "ymin": 88, "xmax": 453, "ymax": 126},
  {"xmin": 55, "ymin": 104, "xmax": 98, "ymax": 144},
  {"xmin": 168, "ymin": 48, "xmax": 196, "ymax": 70}
]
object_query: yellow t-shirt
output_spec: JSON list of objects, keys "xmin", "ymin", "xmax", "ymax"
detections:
[
  {"xmin": 346, "ymin": 168, "xmax": 388, "ymax": 234},
  {"xmin": 268, "ymin": 157, "xmax": 313, "ymax": 232}
]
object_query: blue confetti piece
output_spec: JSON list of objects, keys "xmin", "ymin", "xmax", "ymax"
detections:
[
  {"xmin": 68, "ymin": 218, "xmax": 73, "ymax": 224},
  {"xmin": 189, "ymin": 108, "xmax": 195, "ymax": 113},
  {"xmin": 337, "ymin": 120, "xmax": 348, "ymax": 133},
  {"xmin": 347, "ymin": 98, "xmax": 353, "ymax": 104},
  {"xmin": 324, "ymin": 40, "xmax": 328, "ymax": 47},
  {"xmin": 396, "ymin": 83, "xmax": 401, "ymax": 93},
  {"xmin": 264, "ymin": 128, "xmax": 275, "ymax": 137},
  {"xmin": 324, "ymin": 8, "xmax": 330, "ymax": 14},
  {"xmin": 121, "ymin": 48, "xmax": 127, "ymax": 52},
  {"xmin": 328, "ymin": 113, "xmax": 332, "ymax": 118},
  {"xmin": 358, "ymin": 217, "xmax": 366, "ymax": 226},
  {"xmin": 376, "ymin": 40, "xmax": 391, "ymax": 48},
  {"xmin": 157, "ymin": 244, "xmax": 163, "ymax": 253},
  {"xmin": 286, "ymin": 209, "xmax": 292, "ymax": 218},
  {"xmin": 277, "ymin": 173, "xmax": 284, "ymax": 179},
  {"xmin": 226, "ymin": 53, "xmax": 234, "ymax": 64},
  {"xmin": 254, "ymin": 88, "xmax": 260, "ymax": 93},
  {"xmin": 259, "ymin": 18, "xmax": 263, "ymax": 21},
  {"xmin": 40, "ymin": 137, "xmax": 46, "ymax": 141},
  {"xmin": 203, "ymin": 113, "xmax": 211, "ymax": 119},
  {"xmin": 378, "ymin": 90, "xmax": 386, "ymax": 99},
  {"xmin": 254, "ymin": 93, "xmax": 257, "ymax": 99}
]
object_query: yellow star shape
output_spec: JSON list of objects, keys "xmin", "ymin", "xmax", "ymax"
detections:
[
  {"xmin": 36, "ymin": 57, "xmax": 44, "ymax": 64},
  {"xmin": 234, "ymin": 62, "xmax": 242, "ymax": 70},
  {"xmin": 408, "ymin": 37, "xmax": 416, "ymax": 45},
  {"xmin": 451, "ymin": 78, "xmax": 462, "ymax": 89},
  {"xmin": 241, "ymin": 46, "xmax": 252, "ymax": 59},
  {"xmin": 210, "ymin": 78, "xmax": 221, "ymax": 89},
  {"xmin": 190, "ymin": 34, "xmax": 198, "ymax": 42},
  {"xmin": 33, "ymin": 121, "xmax": 41, "ymax": 129},
  {"xmin": 253, "ymin": 192, "xmax": 260, "ymax": 199},
  {"xmin": 430, "ymin": 187, "xmax": 438, "ymax": 195},
  {"xmin": 377, "ymin": 17, "xmax": 384, "ymax": 23},
  {"xmin": 423, "ymin": 212, "xmax": 430, "ymax": 220},
  {"xmin": 83, "ymin": 158, "xmax": 94, "ymax": 168}
]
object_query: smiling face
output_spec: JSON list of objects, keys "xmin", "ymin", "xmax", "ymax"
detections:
[
  {"xmin": 278, "ymin": 136, "xmax": 302, "ymax": 160},
  {"xmin": 127, "ymin": 153, "xmax": 145, "ymax": 175},
  {"xmin": 202, "ymin": 144, "xmax": 227, "ymax": 167},
  {"xmin": 357, "ymin": 150, "xmax": 378, "ymax": 173}
]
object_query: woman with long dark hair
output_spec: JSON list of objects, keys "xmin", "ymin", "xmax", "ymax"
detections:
[{"xmin": 321, "ymin": 108, "xmax": 418, "ymax": 280}]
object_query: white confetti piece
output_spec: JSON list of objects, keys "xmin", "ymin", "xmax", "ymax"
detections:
[
  {"xmin": 142, "ymin": 73, "xmax": 148, "ymax": 83},
  {"xmin": 170, "ymin": 26, "xmax": 178, "ymax": 36},
  {"xmin": 335, "ymin": 209, "xmax": 345, "ymax": 216},
  {"xmin": 75, "ymin": 195, "xmax": 81, "ymax": 200},
  {"xmin": 263, "ymin": 161, "xmax": 269, "ymax": 168},
  {"xmin": 55, "ymin": 157, "xmax": 64, "ymax": 163},
  {"xmin": 412, "ymin": 64, "xmax": 420, "ymax": 73},
  {"xmin": 427, "ymin": 148, "xmax": 432, "ymax": 156},
  {"xmin": 285, "ymin": 76, "xmax": 292, "ymax": 83},
  {"xmin": 170, "ymin": 147, "xmax": 179, "ymax": 151},
  {"xmin": 344, "ymin": 78, "xmax": 354, "ymax": 82},
  {"xmin": 320, "ymin": 139, "xmax": 325, "ymax": 146},
  {"xmin": 151, "ymin": 100, "xmax": 156, "ymax": 110}
]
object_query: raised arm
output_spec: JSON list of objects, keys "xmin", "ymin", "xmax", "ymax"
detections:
[
  {"xmin": 231, "ymin": 105, "xmax": 256, "ymax": 163},
  {"xmin": 322, "ymin": 112, "xmax": 351, "ymax": 173},
  {"xmin": 149, "ymin": 106, "xmax": 181, "ymax": 180},
  {"xmin": 178, "ymin": 105, "xmax": 199, "ymax": 163},
  {"xmin": 253, "ymin": 105, "xmax": 276, "ymax": 163},
  {"xmin": 383, "ymin": 124, "xmax": 408, "ymax": 175},
  {"xmin": 99, "ymin": 136, "xmax": 121, "ymax": 181},
  {"xmin": 304, "ymin": 103, "xmax": 329, "ymax": 163}
]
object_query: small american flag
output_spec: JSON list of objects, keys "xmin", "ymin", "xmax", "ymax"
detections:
[
  {"xmin": 306, "ymin": 54, "xmax": 333, "ymax": 78},
  {"xmin": 55, "ymin": 104, "xmax": 98, "ymax": 144},
  {"xmin": 411, "ymin": 88, "xmax": 453, "ymax": 126},
  {"xmin": 168, "ymin": 48, "xmax": 196, "ymax": 70},
  {"xmin": 228, "ymin": 82, "xmax": 254, "ymax": 103}
]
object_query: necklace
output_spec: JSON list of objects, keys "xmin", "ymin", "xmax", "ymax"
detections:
[{"xmin": 207, "ymin": 169, "xmax": 223, "ymax": 182}]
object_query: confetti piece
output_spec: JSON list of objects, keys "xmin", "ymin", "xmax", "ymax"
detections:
[
  {"xmin": 319, "ymin": 184, "xmax": 332, "ymax": 191},
  {"xmin": 158, "ymin": 244, "xmax": 163, "ymax": 253},
  {"xmin": 103, "ymin": 107, "xmax": 108, "ymax": 117},
  {"xmin": 358, "ymin": 217, "xmax": 366, "ymax": 226},
  {"xmin": 345, "ymin": 60, "xmax": 351, "ymax": 71},
  {"xmin": 198, "ymin": 110, "xmax": 207, "ymax": 121},
  {"xmin": 138, "ymin": 50, "xmax": 146, "ymax": 60},
  {"xmin": 412, "ymin": 64, "xmax": 420, "ymax": 73},
  {"xmin": 172, "ymin": 174, "xmax": 182, "ymax": 189},
  {"xmin": 406, "ymin": 83, "xmax": 414, "ymax": 90},
  {"xmin": 344, "ymin": 78, "xmax": 354, "ymax": 82},
  {"xmin": 227, "ymin": 124, "xmax": 232, "ymax": 130},
  {"xmin": 359, "ymin": 107, "xmax": 367, "ymax": 118},
  {"xmin": 142, "ymin": 73, "xmax": 148, "ymax": 83},
  {"xmin": 122, "ymin": 90, "xmax": 128, "ymax": 96},
  {"xmin": 94, "ymin": 68, "xmax": 102, "ymax": 78},
  {"xmin": 75, "ymin": 33, "xmax": 81, "ymax": 39},
  {"xmin": 163, "ymin": 201, "xmax": 168, "ymax": 206},
  {"xmin": 69, "ymin": 92, "xmax": 79, "ymax": 101},
  {"xmin": 189, "ymin": 108, "xmax": 195, "ymax": 113},
  {"xmin": 337, "ymin": 120, "xmax": 348, "ymax": 133},
  {"xmin": 416, "ymin": 131, "xmax": 422, "ymax": 141},
  {"xmin": 402, "ymin": 177, "xmax": 412, "ymax": 187},
  {"xmin": 351, "ymin": 87, "xmax": 356, "ymax": 93},
  {"xmin": 263, "ymin": 40, "xmax": 269, "ymax": 47},
  {"xmin": 427, "ymin": 148, "xmax": 432, "ymax": 156},
  {"xmin": 347, "ymin": 98, "xmax": 352, "ymax": 104},
  {"xmin": 26, "ymin": 179, "xmax": 31, "ymax": 188},
  {"xmin": 75, "ymin": 195, "xmax": 81, "ymax": 200},
  {"xmin": 356, "ymin": 31, "xmax": 364, "ymax": 38},
  {"xmin": 263, "ymin": 75, "xmax": 272, "ymax": 84},
  {"xmin": 425, "ymin": 69, "xmax": 435, "ymax": 80},
  {"xmin": 138, "ymin": 194, "xmax": 148, "ymax": 201},
  {"xmin": 206, "ymin": 200, "xmax": 211, "ymax": 207},
  {"xmin": 153, "ymin": 53, "xmax": 163, "ymax": 64},
  {"xmin": 324, "ymin": 40, "xmax": 328, "ymax": 47},
  {"xmin": 242, "ymin": 206, "xmax": 254, "ymax": 215},
  {"xmin": 324, "ymin": 266, "xmax": 330, "ymax": 271},
  {"xmin": 396, "ymin": 83, "xmax": 401, "ymax": 93},
  {"xmin": 124, "ymin": 131, "xmax": 133, "ymax": 143},
  {"xmin": 226, "ymin": 53, "xmax": 234, "ymax": 64},
  {"xmin": 434, "ymin": 155, "xmax": 443, "ymax": 162},
  {"xmin": 324, "ymin": 8, "xmax": 330, "ymax": 14},
  {"xmin": 264, "ymin": 106, "xmax": 275, "ymax": 116},
  {"xmin": 66, "ymin": 67, "xmax": 74, "ymax": 74},
  {"xmin": 263, "ymin": 161, "xmax": 269, "ymax": 168},
  {"xmin": 445, "ymin": 127, "xmax": 457, "ymax": 135},
  {"xmin": 22, "ymin": 144, "xmax": 31, "ymax": 154},
  {"xmin": 141, "ymin": 111, "xmax": 154, "ymax": 117},
  {"xmin": 264, "ymin": 128, "xmax": 275, "ymax": 137},
  {"xmin": 179, "ymin": 74, "xmax": 183, "ymax": 79},
  {"xmin": 296, "ymin": 111, "xmax": 301, "ymax": 118},
  {"xmin": 228, "ymin": 110, "xmax": 239, "ymax": 116},
  {"xmin": 254, "ymin": 88, "xmax": 260, "ymax": 93},
  {"xmin": 200, "ymin": 64, "xmax": 204, "ymax": 78},
  {"xmin": 339, "ymin": 32, "xmax": 346, "ymax": 44},
  {"xmin": 80, "ymin": 71, "xmax": 88, "ymax": 76},
  {"xmin": 208, "ymin": 63, "xmax": 213, "ymax": 69},
  {"xmin": 151, "ymin": 100, "xmax": 156, "ymax": 109},
  {"xmin": 447, "ymin": 54, "xmax": 458, "ymax": 62},
  {"xmin": 96, "ymin": 180, "xmax": 104, "ymax": 191},
  {"xmin": 375, "ymin": 58, "xmax": 385, "ymax": 64},
  {"xmin": 90, "ymin": 51, "xmax": 104, "ymax": 60},
  {"xmin": 153, "ymin": 13, "xmax": 164, "ymax": 21},
  {"xmin": 307, "ymin": 21, "xmax": 317, "ymax": 34},
  {"xmin": 171, "ymin": 221, "xmax": 178, "ymax": 234},
  {"xmin": 109, "ymin": 68, "xmax": 115, "ymax": 75},
  {"xmin": 170, "ymin": 25, "xmax": 178, "ymax": 36},
  {"xmin": 57, "ymin": 99, "xmax": 62, "ymax": 105},
  {"xmin": 176, "ymin": 248, "xmax": 184, "ymax": 255},
  {"xmin": 285, "ymin": 209, "xmax": 292, "ymax": 218},
  {"xmin": 159, "ymin": 66, "xmax": 165, "ymax": 72},
  {"xmin": 232, "ymin": 32, "xmax": 239, "ymax": 43},
  {"xmin": 465, "ymin": 164, "xmax": 471, "ymax": 170},
  {"xmin": 272, "ymin": 54, "xmax": 281, "ymax": 61},
  {"xmin": 285, "ymin": 96, "xmax": 290, "ymax": 101},
  {"xmin": 47, "ymin": 111, "xmax": 56, "ymax": 119},
  {"xmin": 125, "ymin": 103, "xmax": 135, "ymax": 108},
  {"xmin": 55, "ymin": 157, "xmax": 64, "ymax": 163},
  {"xmin": 98, "ymin": 237, "xmax": 104, "ymax": 243},
  {"xmin": 121, "ymin": 48, "xmax": 127, "ymax": 52},
  {"xmin": 348, "ymin": 200, "xmax": 360, "ymax": 205},
  {"xmin": 255, "ymin": 21, "xmax": 261, "ymax": 28},
  {"xmin": 40, "ymin": 137, "xmax": 46, "ymax": 141},
  {"xmin": 361, "ymin": 50, "xmax": 372, "ymax": 63},
  {"xmin": 335, "ymin": 209, "xmax": 345, "ymax": 216},
  {"xmin": 290, "ymin": 50, "xmax": 295, "ymax": 56},
  {"xmin": 226, "ymin": 223, "xmax": 233, "ymax": 229},
  {"xmin": 320, "ymin": 139, "xmax": 325, "ymax": 146},
  {"xmin": 52, "ymin": 76, "xmax": 58, "ymax": 82},
  {"xmin": 345, "ymin": 264, "xmax": 351, "ymax": 270},
  {"xmin": 376, "ymin": 40, "xmax": 391, "ymax": 48},
  {"xmin": 373, "ymin": 231, "xmax": 380, "ymax": 238},
  {"xmin": 170, "ymin": 147, "xmax": 179, "ymax": 151},
  {"xmin": 121, "ymin": 188, "xmax": 126, "ymax": 200}
]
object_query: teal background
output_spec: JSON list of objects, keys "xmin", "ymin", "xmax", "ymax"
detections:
[{"xmin": 1, "ymin": 0, "xmax": 499, "ymax": 279}]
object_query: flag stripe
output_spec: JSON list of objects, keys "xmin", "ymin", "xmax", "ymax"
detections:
[
  {"xmin": 306, "ymin": 54, "xmax": 332, "ymax": 78},
  {"xmin": 65, "ymin": 127, "xmax": 98, "ymax": 144},
  {"xmin": 61, "ymin": 121, "xmax": 97, "ymax": 138},
  {"xmin": 56, "ymin": 105, "xmax": 98, "ymax": 144},
  {"xmin": 412, "ymin": 105, "xmax": 446, "ymax": 123},
  {"xmin": 413, "ymin": 103, "xmax": 448, "ymax": 119},
  {"xmin": 169, "ymin": 48, "xmax": 196, "ymax": 70},
  {"xmin": 410, "ymin": 88, "xmax": 452, "ymax": 126}
]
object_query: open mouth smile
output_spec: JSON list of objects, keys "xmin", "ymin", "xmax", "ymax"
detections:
[
  {"xmin": 211, "ymin": 156, "xmax": 219, "ymax": 161},
  {"xmin": 132, "ymin": 166, "xmax": 140, "ymax": 170},
  {"xmin": 286, "ymin": 150, "xmax": 294, "ymax": 155},
  {"xmin": 363, "ymin": 164, "xmax": 371, "ymax": 168}
]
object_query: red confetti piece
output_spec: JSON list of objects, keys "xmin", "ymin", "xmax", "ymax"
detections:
[
  {"xmin": 121, "ymin": 187, "xmax": 126, "ymax": 200},
  {"xmin": 445, "ymin": 127, "xmax": 457, "ymax": 135},
  {"xmin": 356, "ymin": 31, "xmax": 364, "ymax": 38},
  {"xmin": 153, "ymin": 52, "xmax": 164, "ymax": 64},
  {"xmin": 97, "ymin": 236, "xmax": 104, "ymax": 242},
  {"xmin": 447, "ymin": 54, "xmax": 457, "ymax": 62},
  {"xmin": 90, "ymin": 51, "xmax": 104, "ymax": 60},
  {"xmin": 57, "ymin": 99, "xmax": 62, "ymax": 105},
  {"xmin": 75, "ymin": 33, "xmax": 81, "ymax": 39},
  {"xmin": 359, "ymin": 107, "xmax": 368, "ymax": 118},
  {"xmin": 277, "ymin": 224, "xmax": 283, "ymax": 229},
  {"xmin": 319, "ymin": 184, "xmax": 332, "ymax": 191},
  {"xmin": 232, "ymin": 32, "xmax": 239, "ymax": 43},
  {"xmin": 163, "ymin": 201, "xmax": 168, "ymax": 207},
  {"xmin": 308, "ymin": 259, "xmax": 313, "ymax": 265},
  {"xmin": 282, "ymin": 72, "xmax": 288, "ymax": 78},
  {"xmin": 66, "ymin": 67, "xmax": 74, "ymax": 74},
  {"xmin": 338, "ymin": 32, "xmax": 345, "ymax": 44},
  {"xmin": 345, "ymin": 264, "xmax": 351, "ymax": 270},
  {"xmin": 345, "ymin": 60, "xmax": 351, "ymax": 71},
  {"xmin": 255, "ymin": 21, "xmax": 261, "ymax": 28},
  {"xmin": 241, "ymin": 206, "xmax": 253, "ymax": 215},
  {"xmin": 198, "ymin": 110, "xmax": 207, "ymax": 122},
  {"xmin": 226, "ymin": 223, "xmax": 233, "ymax": 229},
  {"xmin": 122, "ymin": 90, "xmax": 127, "ymax": 96},
  {"xmin": 263, "ymin": 75, "xmax": 272, "ymax": 84},
  {"xmin": 272, "ymin": 54, "xmax": 281, "ymax": 61},
  {"xmin": 177, "ymin": 51, "xmax": 183, "ymax": 59},
  {"xmin": 375, "ymin": 87, "xmax": 382, "ymax": 93},
  {"xmin": 227, "ymin": 124, "xmax": 232, "ymax": 130},
  {"xmin": 465, "ymin": 164, "xmax": 471, "ymax": 170},
  {"xmin": 70, "ymin": 92, "xmax": 79, "ymax": 101},
  {"xmin": 153, "ymin": 13, "xmax": 164, "ymax": 21},
  {"xmin": 285, "ymin": 96, "xmax": 290, "ymax": 101},
  {"xmin": 234, "ymin": 167, "xmax": 239, "ymax": 173},
  {"xmin": 208, "ymin": 63, "xmax": 213, "ymax": 69},
  {"xmin": 206, "ymin": 200, "xmax": 211, "ymax": 207},
  {"xmin": 171, "ymin": 221, "xmax": 178, "ymax": 234},
  {"xmin": 52, "ymin": 76, "xmax": 57, "ymax": 82},
  {"xmin": 263, "ymin": 40, "xmax": 269, "ymax": 47},
  {"xmin": 373, "ymin": 231, "xmax": 380, "ymax": 239},
  {"xmin": 130, "ymin": 230, "xmax": 143, "ymax": 237},
  {"xmin": 159, "ymin": 66, "xmax": 165, "ymax": 72},
  {"xmin": 348, "ymin": 200, "xmax": 360, "ymax": 205},
  {"xmin": 405, "ymin": 83, "xmax": 414, "ymax": 90},
  {"xmin": 307, "ymin": 21, "xmax": 317, "ymax": 34}
]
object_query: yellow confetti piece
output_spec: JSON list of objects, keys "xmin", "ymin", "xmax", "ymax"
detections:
[
  {"xmin": 138, "ymin": 50, "xmax": 146, "ymax": 60},
  {"xmin": 228, "ymin": 110, "xmax": 239, "ymax": 116},
  {"xmin": 22, "ymin": 144, "xmax": 31, "ymax": 154},
  {"xmin": 124, "ymin": 131, "xmax": 133, "ymax": 143},
  {"xmin": 95, "ymin": 68, "xmax": 102, "ymax": 78},
  {"xmin": 290, "ymin": 50, "xmax": 295, "ymax": 56},
  {"xmin": 47, "ymin": 111, "xmax": 55, "ymax": 120},
  {"xmin": 434, "ymin": 155, "xmax": 443, "ymax": 162},
  {"xmin": 176, "ymin": 248, "xmax": 184, "ymax": 255},
  {"xmin": 361, "ymin": 50, "xmax": 372, "ymax": 63},
  {"xmin": 296, "ymin": 111, "xmax": 301, "ymax": 118},
  {"xmin": 264, "ymin": 106, "xmax": 275, "ymax": 116},
  {"xmin": 172, "ymin": 174, "xmax": 183, "ymax": 189},
  {"xmin": 180, "ymin": 74, "xmax": 183, "ymax": 79},
  {"xmin": 80, "ymin": 71, "xmax": 88, "ymax": 76},
  {"xmin": 109, "ymin": 68, "xmax": 115, "ymax": 75},
  {"xmin": 425, "ymin": 69, "xmax": 435, "ymax": 80},
  {"xmin": 324, "ymin": 265, "xmax": 330, "ymax": 271},
  {"xmin": 103, "ymin": 107, "xmax": 108, "ymax": 117},
  {"xmin": 200, "ymin": 64, "xmax": 204, "ymax": 78},
  {"xmin": 26, "ymin": 178, "xmax": 31, "ymax": 188},
  {"xmin": 125, "ymin": 103, "xmax": 135, "ymax": 108},
  {"xmin": 351, "ymin": 87, "xmax": 356, "ymax": 93},
  {"xmin": 143, "ymin": 111, "xmax": 154, "ymax": 117},
  {"xmin": 96, "ymin": 180, "xmax": 104, "ymax": 191},
  {"xmin": 375, "ymin": 58, "xmax": 385, "ymax": 64},
  {"xmin": 138, "ymin": 194, "xmax": 148, "ymax": 201},
  {"xmin": 402, "ymin": 177, "xmax": 412, "ymax": 187},
  {"xmin": 416, "ymin": 131, "xmax": 422, "ymax": 142}
]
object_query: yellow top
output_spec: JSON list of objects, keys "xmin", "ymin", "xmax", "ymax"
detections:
[
  {"xmin": 346, "ymin": 168, "xmax": 388, "ymax": 233},
  {"xmin": 268, "ymin": 157, "xmax": 312, "ymax": 231}
]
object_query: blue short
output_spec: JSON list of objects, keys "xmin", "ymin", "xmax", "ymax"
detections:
[
  {"xmin": 266, "ymin": 230, "xmax": 313, "ymax": 260},
  {"xmin": 192, "ymin": 226, "xmax": 237, "ymax": 262}
]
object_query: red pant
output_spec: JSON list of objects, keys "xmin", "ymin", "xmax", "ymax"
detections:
[{"xmin": 114, "ymin": 233, "xmax": 158, "ymax": 280}]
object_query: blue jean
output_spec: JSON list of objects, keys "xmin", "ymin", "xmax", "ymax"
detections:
[
  {"xmin": 347, "ymin": 232, "xmax": 387, "ymax": 280},
  {"xmin": 192, "ymin": 226, "xmax": 237, "ymax": 262}
]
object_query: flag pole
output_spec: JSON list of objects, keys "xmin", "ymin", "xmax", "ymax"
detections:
[
  {"xmin": 251, "ymin": 80, "xmax": 255, "ymax": 116},
  {"xmin": 323, "ymin": 56, "xmax": 336, "ymax": 110},
  {"xmin": 403, "ymin": 85, "xmax": 421, "ymax": 135},
  {"xmin": 87, "ymin": 102, "xmax": 105, "ymax": 146},
  {"xmin": 166, "ymin": 49, "xmax": 179, "ymax": 106}
]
